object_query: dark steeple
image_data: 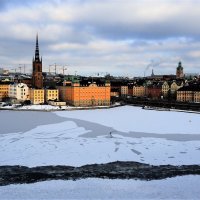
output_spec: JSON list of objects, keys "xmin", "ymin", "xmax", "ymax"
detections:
[
  {"xmin": 35, "ymin": 34, "xmax": 40, "ymax": 62},
  {"xmin": 32, "ymin": 34, "xmax": 43, "ymax": 89}
]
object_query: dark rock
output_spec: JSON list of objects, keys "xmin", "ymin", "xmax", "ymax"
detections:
[{"xmin": 0, "ymin": 161, "xmax": 200, "ymax": 186}]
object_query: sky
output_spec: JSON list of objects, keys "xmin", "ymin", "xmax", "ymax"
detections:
[{"xmin": 0, "ymin": 0, "xmax": 200, "ymax": 77}]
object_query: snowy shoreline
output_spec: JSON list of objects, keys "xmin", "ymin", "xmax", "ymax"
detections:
[
  {"xmin": 1, "ymin": 104, "xmax": 200, "ymax": 115},
  {"xmin": 0, "ymin": 104, "xmax": 120, "ymax": 112}
]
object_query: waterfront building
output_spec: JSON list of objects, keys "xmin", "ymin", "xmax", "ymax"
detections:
[
  {"xmin": 45, "ymin": 89, "xmax": 59, "ymax": 102},
  {"xmin": 177, "ymin": 85, "xmax": 200, "ymax": 102},
  {"xmin": 120, "ymin": 85, "xmax": 128, "ymax": 97},
  {"xmin": 132, "ymin": 85, "xmax": 146, "ymax": 97},
  {"xmin": 0, "ymin": 83, "xmax": 9, "ymax": 100},
  {"xmin": 29, "ymin": 89, "xmax": 44, "ymax": 104},
  {"xmin": 110, "ymin": 89, "xmax": 120, "ymax": 97},
  {"xmin": 194, "ymin": 91, "xmax": 200, "ymax": 103},
  {"xmin": 58, "ymin": 80, "xmax": 110, "ymax": 106},
  {"xmin": 161, "ymin": 81, "xmax": 170, "ymax": 98},
  {"xmin": 146, "ymin": 83, "xmax": 162, "ymax": 99},
  {"xmin": 170, "ymin": 81, "xmax": 183, "ymax": 94},
  {"xmin": 8, "ymin": 83, "xmax": 29, "ymax": 102}
]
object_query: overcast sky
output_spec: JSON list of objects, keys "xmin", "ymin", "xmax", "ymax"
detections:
[{"xmin": 0, "ymin": 0, "xmax": 200, "ymax": 77}]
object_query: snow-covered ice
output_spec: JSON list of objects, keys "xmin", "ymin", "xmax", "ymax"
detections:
[
  {"xmin": 0, "ymin": 106, "xmax": 200, "ymax": 166},
  {"xmin": 55, "ymin": 106, "xmax": 200, "ymax": 134},
  {"xmin": 0, "ymin": 176, "xmax": 200, "ymax": 199}
]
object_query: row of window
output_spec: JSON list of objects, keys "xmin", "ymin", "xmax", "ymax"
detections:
[
  {"xmin": 48, "ymin": 94, "xmax": 58, "ymax": 97},
  {"xmin": 47, "ymin": 91, "xmax": 58, "ymax": 93},
  {"xmin": 34, "ymin": 97, "xmax": 44, "ymax": 100}
]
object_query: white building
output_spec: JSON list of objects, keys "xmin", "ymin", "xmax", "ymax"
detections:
[{"xmin": 9, "ymin": 83, "xmax": 30, "ymax": 101}]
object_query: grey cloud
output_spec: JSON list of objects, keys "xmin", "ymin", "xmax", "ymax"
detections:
[
  {"xmin": 0, "ymin": 0, "xmax": 200, "ymax": 76},
  {"xmin": 72, "ymin": 16, "xmax": 200, "ymax": 41}
]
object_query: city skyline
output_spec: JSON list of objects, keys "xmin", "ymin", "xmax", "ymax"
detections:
[{"xmin": 0, "ymin": 0, "xmax": 200, "ymax": 76}]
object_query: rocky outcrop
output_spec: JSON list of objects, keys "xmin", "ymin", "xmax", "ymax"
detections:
[{"xmin": 1, "ymin": 161, "xmax": 200, "ymax": 186}]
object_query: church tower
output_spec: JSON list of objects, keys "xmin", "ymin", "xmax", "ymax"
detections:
[
  {"xmin": 176, "ymin": 61, "xmax": 184, "ymax": 79},
  {"xmin": 32, "ymin": 34, "xmax": 43, "ymax": 89}
]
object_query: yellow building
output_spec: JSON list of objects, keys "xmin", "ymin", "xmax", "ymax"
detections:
[
  {"xmin": 132, "ymin": 86, "xmax": 146, "ymax": 97},
  {"xmin": 170, "ymin": 81, "xmax": 183, "ymax": 94},
  {"xmin": 58, "ymin": 80, "xmax": 110, "ymax": 106},
  {"xmin": 194, "ymin": 92, "xmax": 200, "ymax": 103},
  {"xmin": 120, "ymin": 86, "xmax": 128, "ymax": 96},
  {"xmin": 29, "ymin": 89, "xmax": 44, "ymax": 104},
  {"xmin": 0, "ymin": 83, "xmax": 9, "ymax": 100},
  {"xmin": 162, "ymin": 81, "xmax": 170, "ymax": 98},
  {"xmin": 177, "ymin": 90, "xmax": 193, "ymax": 102},
  {"xmin": 45, "ymin": 89, "xmax": 59, "ymax": 102}
]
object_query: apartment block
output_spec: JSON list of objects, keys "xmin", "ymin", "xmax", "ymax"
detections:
[
  {"xmin": 162, "ymin": 81, "xmax": 170, "ymax": 98},
  {"xmin": 9, "ymin": 83, "xmax": 29, "ymax": 101},
  {"xmin": 177, "ymin": 85, "xmax": 200, "ymax": 102},
  {"xmin": 0, "ymin": 83, "xmax": 9, "ymax": 100},
  {"xmin": 120, "ymin": 86, "xmax": 128, "ymax": 96},
  {"xmin": 132, "ymin": 85, "xmax": 146, "ymax": 97},
  {"xmin": 58, "ymin": 80, "xmax": 110, "ymax": 106},
  {"xmin": 45, "ymin": 89, "xmax": 59, "ymax": 102},
  {"xmin": 29, "ymin": 89, "xmax": 44, "ymax": 104}
]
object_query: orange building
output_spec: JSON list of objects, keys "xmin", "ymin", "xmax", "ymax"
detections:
[
  {"xmin": 58, "ymin": 80, "xmax": 110, "ymax": 106},
  {"xmin": 0, "ymin": 83, "xmax": 9, "ymax": 100}
]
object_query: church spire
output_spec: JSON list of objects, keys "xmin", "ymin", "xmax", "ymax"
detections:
[
  {"xmin": 32, "ymin": 34, "xmax": 43, "ymax": 89},
  {"xmin": 35, "ymin": 33, "xmax": 40, "ymax": 62},
  {"xmin": 151, "ymin": 68, "xmax": 154, "ymax": 77}
]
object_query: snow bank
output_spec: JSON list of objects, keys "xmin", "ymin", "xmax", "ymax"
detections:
[
  {"xmin": 0, "ymin": 176, "xmax": 199, "ymax": 199},
  {"xmin": 17, "ymin": 105, "xmax": 61, "ymax": 110}
]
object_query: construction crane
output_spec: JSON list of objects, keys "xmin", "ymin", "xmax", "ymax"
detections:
[
  {"xmin": 49, "ymin": 64, "xmax": 68, "ymax": 75},
  {"xmin": 49, "ymin": 63, "xmax": 58, "ymax": 75},
  {"xmin": 62, "ymin": 66, "xmax": 67, "ymax": 75},
  {"xmin": 49, "ymin": 63, "xmax": 57, "ymax": 75},
  {"xmin": 49, "ymin": 64, "xmax": 55, "ymax": 74},
  {"xmin": 18, "ymin": 66, "xmax": 22, "ymax": 74},
  {"xmin": 18, "ymin": 64, "xmax": 27, "ymax": 74},
  {"xmin": 48, "ymin": 65, "xmax": 52, "ymax": 74}
]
